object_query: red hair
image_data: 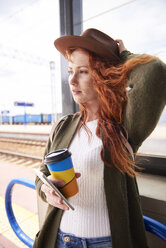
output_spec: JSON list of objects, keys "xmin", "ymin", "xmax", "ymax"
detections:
[{"xmin": 67, "ymin": 48, "xmax": 156, "ymax": 176}]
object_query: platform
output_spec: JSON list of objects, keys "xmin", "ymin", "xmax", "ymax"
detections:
[
  {"xmin": 0, "ymin": 160, "xmax": 39, "ymax": 248},
  {"xmin": 0, "ymin": 124, "xmax": 52, "ymax": 135}
]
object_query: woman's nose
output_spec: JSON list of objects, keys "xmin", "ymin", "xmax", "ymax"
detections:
[{"xmin": 69, "ymin": 73, "xmax": 78, "ymax": 85}]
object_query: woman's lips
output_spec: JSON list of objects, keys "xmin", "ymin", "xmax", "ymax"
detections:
[{"xmin": 72, "ymin": 90, "xmax": 81, "ymax": 95}]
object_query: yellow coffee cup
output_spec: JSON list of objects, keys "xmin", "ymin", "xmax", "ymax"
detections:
[{"xmin": 44, "ymin": 149, "xmax": 78, "ymax": 198}]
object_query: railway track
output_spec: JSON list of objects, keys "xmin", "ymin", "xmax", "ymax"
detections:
[
  {"xmin": 0, "ymin": 150, "xmax": 42, "ymax": 168},
  {"xmin": 0, "ymin": 134, "xmax": 46, "ymax": 156},
  {"xmin": 0, "ymin": 137, "xmax": 46, "ymax": 146},
  {"xmin": 0, "ymin": 131, "xmax": 49, "ymax": 141},
  {"xmin": 0, "ymin": 132, "xmax": 47, "ymax": 168}
]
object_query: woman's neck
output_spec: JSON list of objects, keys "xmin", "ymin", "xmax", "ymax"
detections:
[
  {"xmin": 86, "ymin": 115, "xmax": 97, "ymax": 122},
  {"xmin": 86, "ymin": 106, "xmax": 98, "ymax": 122},
  {"xmin": 80, "ymin": 101, "xmax": 99, "ymax": 122}
]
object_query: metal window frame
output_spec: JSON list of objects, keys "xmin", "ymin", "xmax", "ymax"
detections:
[
  {"xmin": 59, "ymin": 0, "xmax": 82, "ymax": 115},
  {"xmin": 136, "ymin": 154, "xmax": 166, "ymax": 176}
]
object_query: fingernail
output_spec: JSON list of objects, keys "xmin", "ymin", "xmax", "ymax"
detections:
[{"xmin": 59, "ymin": 182, "xmax": 65, "ymax": 187}]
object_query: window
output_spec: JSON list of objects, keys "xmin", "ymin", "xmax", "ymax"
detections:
[{"xmin": 82, "ymin": 0, "xmax": 166, "ymax": 156}]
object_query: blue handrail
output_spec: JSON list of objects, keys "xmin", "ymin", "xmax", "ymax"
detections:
[
  {"xmin": 143, "ymin": 215, "xmax": 166, "ymax": 242},
  {"xmin": 5, "ymin": 177, "xmax": 166, "ymax": 247},
  {"xmin": 5, "ymin": 177, "xmax": 35, "ymax": 248}
]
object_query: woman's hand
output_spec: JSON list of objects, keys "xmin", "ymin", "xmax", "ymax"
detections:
[
  {"xmin": 115, "ymin": 39, "xmax": 127, "ymax": 54},
  {"xmin": 41, "ymin": 172, "xmax": 81, "ymax": 210}
]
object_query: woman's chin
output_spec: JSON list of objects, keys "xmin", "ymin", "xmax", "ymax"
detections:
[{"xmin": 73, "ymin": 97, "xmax": 85, "ymax": 105}]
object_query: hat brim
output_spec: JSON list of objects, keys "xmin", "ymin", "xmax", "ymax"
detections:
[{"xmin": 54, "ymin": 35, "xmax": 120, "ymax": 63}]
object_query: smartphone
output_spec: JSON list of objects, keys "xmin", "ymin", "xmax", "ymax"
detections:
[{"xmin": 33, "ymin": 168, "xmax": 74, "ymax": 211}]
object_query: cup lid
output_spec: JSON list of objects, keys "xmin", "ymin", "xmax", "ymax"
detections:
[{"xmin": 44, "ymin": 148, "xmax": 71, "ymax": 164}]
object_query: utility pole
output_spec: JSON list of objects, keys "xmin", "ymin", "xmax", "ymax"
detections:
[{"xmin": 50, "ymin": 61, "xmax": 56, "ymax": 123}]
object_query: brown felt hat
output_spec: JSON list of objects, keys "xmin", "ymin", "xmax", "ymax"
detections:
[{"xmin": 54, "ymin": 28, "xmax": 120, "ymax": 64}]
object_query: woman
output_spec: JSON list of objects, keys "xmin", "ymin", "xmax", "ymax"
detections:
[{"xmin": 33, "ymin": 29, "xmax": 166, "ymax": 248}]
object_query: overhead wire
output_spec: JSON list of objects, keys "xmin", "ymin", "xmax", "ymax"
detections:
[
  {"xmin": 75, "ymin": 0, "xmax": 137, "ymax": 25},
  {"xmin": 0, "ymin": 0, "xmax": 137, "ymax": 66},
  {"xmin": 0, "ymin": 0, "xmax": 41, "ymax": 25}
]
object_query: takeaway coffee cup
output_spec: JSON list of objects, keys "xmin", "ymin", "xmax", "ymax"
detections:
[{"xmin": 44, "ymin": 148, "xmax": 78, "ymax": 198}]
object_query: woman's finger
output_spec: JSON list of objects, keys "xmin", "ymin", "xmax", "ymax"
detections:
[
  {"xmin": 75, "ymin": 172, "xmax": 81, "ymax": 179},
  {"xmin": 115, "ymin": 39, "xmax": 122, "ymax": 44},
  {"xmin": 115, "ymin": 39, "xmax": 127, "ymax": 53},
  {"xmin": 47, "ymin": 175, "xmax": 65, "ymax": 187},
  {"xmin": 46, "ymin": 190, "xmax": 69, "ymax": 210},
  {"xmin": 41, "ymin": 183, "xmax": 69, "ymax": 210}
]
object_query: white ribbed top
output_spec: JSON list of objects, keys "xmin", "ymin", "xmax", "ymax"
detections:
[{"xmin": 59, "ymin": 120, "xmax": 111, "ymax": 238}]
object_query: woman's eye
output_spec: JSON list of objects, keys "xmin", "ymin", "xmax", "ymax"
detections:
[
  {"xmin": 68, "ymin": 71, "xmax": 73, "ymax": 75},
  {"xmin": 80, "ymin": 70, "xmax": 88, "ymax": 74}
]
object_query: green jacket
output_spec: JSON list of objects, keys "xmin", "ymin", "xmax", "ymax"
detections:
[{"xmin": 33, "ymin": 51, "xmax": 166, "ymax": 248}]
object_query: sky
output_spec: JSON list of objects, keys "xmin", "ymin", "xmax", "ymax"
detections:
[
  {"xmin": 0, "ymin": 0, "xmax": 166, "ymax": 116},
  {"xmin": 0, "ymin": 0, "xmax": 61, "ymax": 115}
]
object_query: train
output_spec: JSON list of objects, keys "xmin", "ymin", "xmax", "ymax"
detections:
[
  {"xmin": 0, "ymin": 114, "xmax": 52, "ymax": 124},
  {"xmin": 1, "ymin": 107, "xmax": 166, "ymax": 125}
]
